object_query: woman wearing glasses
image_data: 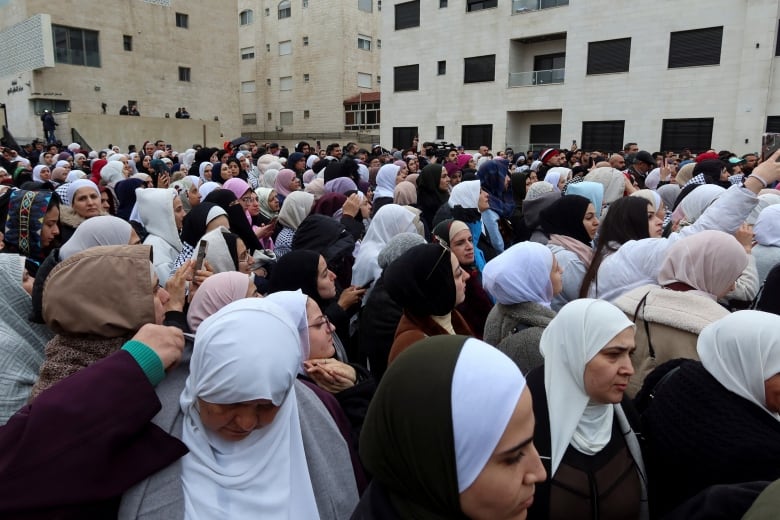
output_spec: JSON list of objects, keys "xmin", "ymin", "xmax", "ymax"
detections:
[{"xmin": 383, "ymin": 243, "xmax": 472, "ymax": 364}]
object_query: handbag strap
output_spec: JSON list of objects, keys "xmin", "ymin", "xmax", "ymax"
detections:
[{"xmin": 632, "ymin": 292, "xmax": 656, "ymax": 359}]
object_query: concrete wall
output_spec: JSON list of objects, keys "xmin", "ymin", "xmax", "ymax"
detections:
[{"xmin": 381, "ymin": 0, "xmax": 780, "ymax": 154}]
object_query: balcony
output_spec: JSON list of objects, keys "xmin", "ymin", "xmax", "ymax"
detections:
[
  {"xmin": 509, "ymin": 68, "xmax": 565, "ymax": 87},
  {"xmin": 512, "ymin": 0, "xmax": 568, "ymax": 13}
]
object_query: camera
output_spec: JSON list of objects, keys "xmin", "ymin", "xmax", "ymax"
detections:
[{"xmin": 424, "ymin": 140, "xmax": 457, "ymax": 161}]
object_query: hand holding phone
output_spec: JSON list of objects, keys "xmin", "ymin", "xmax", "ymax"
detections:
[{"xmin": 194, "ymin": 239, "xmax": 209, "ymax": 272}]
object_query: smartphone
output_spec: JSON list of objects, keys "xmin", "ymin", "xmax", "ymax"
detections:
[
  {"xmin": 194, "ymin": 239, "xmax": 208, "ymax": 272},
  {"xmin": 316, "ymin": 140, "xmax": 321, "ymax": 147},
  {"xmin": 359, "ymin": 280, "xmax": 373, "ymax": 290},
  {"xmin": 572, "ymin": 140, "xmax": 577, "ymax": 147},
  {"xmin": 762, "ymin": 133, "xmax": 780, "ymax": 162},
  {"xmin": 267, "ymin": 217, "xmax": 278, "ymax": 228}
]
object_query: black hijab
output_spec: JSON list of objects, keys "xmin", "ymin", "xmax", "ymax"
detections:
[
  {"xmin": 267, "ymin": 249, "xmax": 323, "ymax": 305},
  {"xmin": 540, "ymin": 194, "xmax": 593, "ymax": 245},
  {"xmin": 755, "ymin": 263, "xmax": 780, "ymax": 315},
  {"xmin": 115, "ymin": 178, "xmax": 145, "ymax": 221},
  {"xmin": 179, "ymin": 201, "xmax": 223, "ymax": 248},
  {"xmin": 384, "ymin": 243, "xmax": 455, "ymax": 317},
  {"xmin": 292, "ymin": 214, "xmax": 356, "ymax": 287}
]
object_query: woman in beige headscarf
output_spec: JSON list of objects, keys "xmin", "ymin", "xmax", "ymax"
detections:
[{"xmin": 613, "ymin": 230, "xmax": 748, "ymax": 395}]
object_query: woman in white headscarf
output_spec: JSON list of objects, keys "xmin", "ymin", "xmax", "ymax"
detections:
[
  {"xmin": 753, "ymin": 204, "xmax": 780, "ymax": 282},
  {"xmin": 370, "ymin": 164, "xmax": 400, "ymax": 217},
  {"xmin": 526, "ymin": 298, "xmax": 648, "ymax": 520},
  {"xmin": 482, "ymin": 242, "xmax": 563, "ymax": 374},
  {"xmin": 351, "ymin": 203, "xmax": 424, "ymax": 300},
  {"xmin": 638, "ymin": 311, "xmax": 780, "ymax": 517},
  {"xmin": 613, "ymin": 230, "xmax": 748, "ymax": 396},
  {"xmin": 179, "ymin": 298, "xmax": 320, "ymax": 519},
  {"xmin": 274, "ymin": 191, "xmax": 315, "ymax": 257},
  {"xmin": 583, "ymin": 166, "xmax": 626, "ymax": 214},
  {"xmin": 542, "ymin": 167, "xmax": 570, "ymax": 193},
  {"xmin": 671, "ymin": 184, "xmax": 725, "ymax": 227}
]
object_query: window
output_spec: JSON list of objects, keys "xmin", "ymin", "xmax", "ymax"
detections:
[
  {"xmin": 440, "ymin": 0, "xmax": 448, "ymax": 6},
  {"xmin": 240, "ymin": 9, "xmax": 254, "ymax": 25},
  {"xmin": 303, "ymin": 36, "xmax": 309, "ymax": 46},
  {"xmin": 279, "ymin": 40, "xmax": 292, "ymax": 55},
  {"xmin": 267, "ymin": 78, "xmax": 271, "ymax": 85},
  {"xmin": 394, "ymin": 64, "xmax": 419, "ymax": 91},
  {"xmin": 533, "ymin": 53, "xmax": 565, "ymax": 84},
  {"xmin": 242, "ymin": 113, "xmax": 257, "ymax": 125},
  {"xmin": 303, "ymin": 73, "xmax": 310, "ymax": 82},
  {"xmin": 280, "ymin": 76, "xmax": 293, "ymax": 90},
  {"xmin": 280, "ymin": 111, "xmax": 293, "ymax": 126},
  {"xmin": 378, "ymin": 0, "xmax": 382, "ymax": 10},
  {"xmin": 466, "ymin": 0, "xmax": 497, "ymax": 12},
  {"xmin": 587, "ymin": 38, "xmax": 631, "ymax": 75},
  {"xmin": 462, "ymin": 124, "xmax": 493, "ymax": 149},
  {"xmin": 437, "ymin": 60, "xmax": 446, "ymax": 75},
  {"xmin": 436, "ymin": 126, "xmax": 445, "ymax": 139},
  {"xmin": 358, "ymin": 34, "xmax": 372, "ymax": 51},
  {"xmin": 358, "ymin": 72, "xmax": 372, "ymax": 88},
  {"xmin": 241, "ymin": 81, "xmax": 256, "ymax": 93},
  {"xmin": 278, "ymin": 0, "xmax": 291, "ymax": 18},
  {"xmin": 359, "ymin": 0, "xmax": 373, "ymax": 12},
  {"xmin": 377, "ymin": 39, "xmax": 382, "ymax": 49},
  {"xmin": 175, "ymin": 12, "xmax": 189, "ymax": 28},
  {"xmin": 776, "ymin": 20, "xmax": 780, "ymax": 56},
  {"xmin": 464, "ymin": 54, "xmax": 496, "ymax": 83},
  {"xmin": 393, "ymin": 127, "xmax": 418, "ymax": 149},
  {"xmin": 529, "ymin": 124, "xmax": 561, "ymax": 150},
  {"xmin": 395, "ymin": 1, "xmax": 420, "ymax": 30},
  {"xmin": 303, "ymin": 0, "xmax": 308, "ymax": 6},
  {"xmin": 123, "ymin": 35, "xmax": 132, "ymax": 52},
  {"xmin": 265, "ymin": 7, "xmax": 270, "ymax": 15},
  {"xmin": 266, "ymin": 43, "xmax": 271, "ymax": 52},
  {"xmin": 304, "ymin": 110, "xmax": 310, "ymax": 119},
  {"xmin": 767, "ymin": 116, "xmax": 780, "ymax": 133},
  {"xmin": 127, "ymin": 99, "xmax": 137, "ymax": 109},
  {"xmin": 669, "ymin": 27, "xmax": 723, "ymax": 68},
  {"xmin": 345, "ymin": 102, "xmax": 380, "ymax": 130},
  {"xmin": 52, "ymin": 25, "xmax": 100, "ymax": 67},
  {"xmin": 241, "ymin": 46, "xmax": 255, "ymax": 60},
  {"xmin": 377, "ymin": 75, "xmax": 381, "ymax": 84},
  {"xmin": 268, "ymin": 112, "xmax": 273, "ymax": 120},
  {"xmin": 32, "ymin": 99, "xmax": 71, "ymax": 114},
  {"xmin": 661, "ymin": 118, "xmax": 714, "ymax": 153},
  {"xmin": 581, "ymin": 121, "xmax": 625, "ymax": 152},
  {"xmin": 178, "ymin": 67, "xmax": 191, "ymax": 82}
]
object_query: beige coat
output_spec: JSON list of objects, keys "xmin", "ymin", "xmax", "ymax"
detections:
[{"xmin": 613, "ymin": 284, "xmax": 729, "ymax": 397}]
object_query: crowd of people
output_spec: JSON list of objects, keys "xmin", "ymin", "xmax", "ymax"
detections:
[{"xmin": 1, "ymin": 133, "xmax": 780, "ymax": 519}]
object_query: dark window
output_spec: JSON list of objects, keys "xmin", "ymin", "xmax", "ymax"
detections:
[
  {"xmin": 587, "ymin": 38, "xmax": 631, "ymax": 74},
  {"xmin": 440, "ymin": 0, "xmax": 448, "ymax": 7},
  {"xmin": 464, "ymin": 54, "xmax": 495, "ymax": 83},
  {"xmin": 436, "ymin": 126, "xmax": 445, "ymax": 140},
  {"xmin": 661, "ymin": 118, "xmax": 714, "ymax": 153},
  {"xmin": 581, "ymin": 121, "xmax": 625, "ymax": 153},
  {"xmin": 767, "ymin": 116, "xmax": 780, "ymax": 133},
  {"xmin": 123, "ymin": 35, "xmax": 132, "ymax": 52},
  {"xmin": 462, "ymin": 124, "xmax": 493, "ymax": 150},
  {"xmin": 533, "ymin": 53, "xmax": 565, "ymax": 84},
  {"xmin": 393, "ymin": 127, "xmax": 418, "ymax": 150},
  {"xmin": 394, "ymin": 64, "xmax": 419, "ymax": 92},
  {"xmin": 437, "ymin": 60, "xmax": 446, "ymax": 75},
  {"xmin": 395, "ymin": 1, "xmax": 420, "ymax": 30},
  {"xmin": 669, "ymin": 27, "xmax": 723, "ymax": 68},
  {"xmin": 279, "ymin": 0, "xmax": 292, "ymax": 19},
  {"xmin": 178, "ymin": 67, "xmax": 191, "ymax": 82},
  {"xmin": 529, "ymin": 124, "xmax": 561, "ymax": 150},
  {"xmin": 175, "ymin": 12, "xmax": 189, "ymax": 28},
  {"xmin": 52, "ymin": 25, "xmax": 100, "ymax": 67},
  {"xmin": 467, "ymin": 0, "xmax": 497, "ymax": 11}
]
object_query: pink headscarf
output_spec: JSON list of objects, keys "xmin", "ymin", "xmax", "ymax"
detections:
[
  {"xmin": 274, "ymin": 169, "xmax": 297, "ymax": 197},
  {"xmin": 223, "ymin": 178, "xmax": 251, "ymax": 201},
  {"xmin": 187, "ymin": 271, "xmax": 251, "ymax": 331},
  {"xmin": 456, "ymin": 154, "xmax": 473, "ymax": 171}
]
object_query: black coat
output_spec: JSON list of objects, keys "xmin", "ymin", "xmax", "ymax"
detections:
[
  {"xmin": 638, "ymin": 359, "xmax": 780, "ymax": 518},
  {"xmin": 357, "ymin": 275, "xmax": 403, "ymax": 383}
]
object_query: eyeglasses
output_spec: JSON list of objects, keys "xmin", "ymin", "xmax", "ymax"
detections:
[
  {"xmin": 308, "ymin": 315, "xmax": 331, "ymax": 330},
  {"xmin": 241, "ymin": 195, "xmax": 259, "ymax": 204},
  {"xmin": 425, "ymin": 243, "xmax": 451, "ymax": 281},
  {"xmin": 238, "ymin": 251, "xmax": 252, "ymax": 264}
]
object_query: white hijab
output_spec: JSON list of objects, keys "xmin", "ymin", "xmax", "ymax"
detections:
[
  {"xmin": 352, "ymin": 204, "xmax": 421, "ymax": 287},
  {"xmin": 698, "ymin": 310, "xmax": 780, "ymax": 420},
  {"xmin": 374, "ymin": 164, "xmax": 400, "ymax": 199},
  {"xmin": 264, "ymin": 290, "xmax": 311, "ymax": 371},
  {"xmin": 755, "ymin": 204, "xmax": 780, "ymax": 247},
  {"xmin": 448, "ymin": 180, "xmax": 480, "ymax": 209},
  {"xmin": 482, "ymin": 242, "xmax": 553, "ymax": 307},
  {"xmin": 540, "ymin": 298, "xmax": 635, "ymax": 475},
  {"xmin": 544, "ymin": 167, "xmax": 570, "ymax": 193},
  {"xmin": 180, "ymin": 298, "xmax": 319, "ymax": 519},
  {"xmin": 674, "ymin": 184, "xmax": 725, "ymax": 224},
  {"xmin": 59, "ymin": 216, "xmax": 133, "ymax": 260}
]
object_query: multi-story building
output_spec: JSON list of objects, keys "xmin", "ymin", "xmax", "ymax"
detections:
[
  {"xmin": 0, "ymin": 0, "xmax": 237, "ymax": 150},
  {"xmin": 237, "ymin": 0, "xmax": 382, "ymax": 143},
  {"xmin": 380, "ymin": 0, "xmax": 780, "ymax": 155}
]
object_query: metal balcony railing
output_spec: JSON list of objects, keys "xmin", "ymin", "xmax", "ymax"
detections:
[
  {"xmin": 512, "ymin": 0, "xmax": 569, "ymax": 13},
  {"xmin": 508, "ymin": 68, "xmax": 565, "ymax": 87}
]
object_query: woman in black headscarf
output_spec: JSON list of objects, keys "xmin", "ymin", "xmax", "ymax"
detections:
[
  {"xmin": 170, "ymin": 201, "xmax": 229, "ymax": 272},
  {"xmin": 114, "ymin": 178, "xmax": 145, "ymax": 221},
  {"xmin": 203, "ymin": 189, "xmax": 262, "ymax": 252},
  {"xmin": 353, "ymin": 335, "xmax": 546, "ymax": 519},
  {"xmin": 416, "ymin": 163, "xmax": 450, "ymax": 235},
  {"xmin": 540, "ymin": 194, "xmax": 599, "ymax": 310},
  {"xmin": 383, "ymin": 243, "xmax": 472, "ymax": 363}
]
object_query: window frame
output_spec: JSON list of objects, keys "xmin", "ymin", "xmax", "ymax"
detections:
[
  {"xmin": 466, "ymin": 0, "xmax": 497, "ymax": 12},
  {"xmin": 394, "ymin": 64, "xmax": 420, "ymax": 92},
  {"xmin": 660, "ymin": 118, "xmax": 714, "ymax": 153},
  {"xmin": 280, "ymin": 76, "xmax": 293, "ymax": 91},
  {"xmin": 395, "ymin": 0, "xmax": 420, "ymax": 30},
  {"xmin": 357, "ymin": 72, "xmax": 372, "ymax": 88},
  {"xmin": 358, "ymin": 34, "xmax": 372, "ymax": 51},
  {"xmin": 240, "ymin": 46, "xmax": 255, "ymax": 60},
  {"xmin": 463, "ymin": 54, "xmax": 496, "ymax": 84},
  {"xmin": 52, "ymin": 25, "xmax": 101, "ymax": 67},
  {"xmin": 175, "ymin": 12, "xmax": 189, "ymax": 28},
  {"xmin": 461, "ymin": 124, "xmax": 493, "ymax": 150},
  {"xmin": 239, "ymin": 9, "xmax": 254, "ymax": 25},
  {"xmin": 668, "ymin": 27, "xmax": 723, "ymax": 69},
  {"xmin": 178, "ymin": 66, "xmax": 191, "ymax": 82},
  {"xmin": 586, "ymin": 37, "xmax": 631, "ymax": 75},
  {"xmin": 581, "ymin": 120, "xmax": 625, "ymax": 153},
  {"xmin": 278, "ymin": 0, "xmax": 292, "ymax": 19}
]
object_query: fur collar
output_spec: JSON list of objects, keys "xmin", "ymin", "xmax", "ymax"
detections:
[{"xmin": 59, "ymin": 205, "xmax": 106, "ymax": 228}]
